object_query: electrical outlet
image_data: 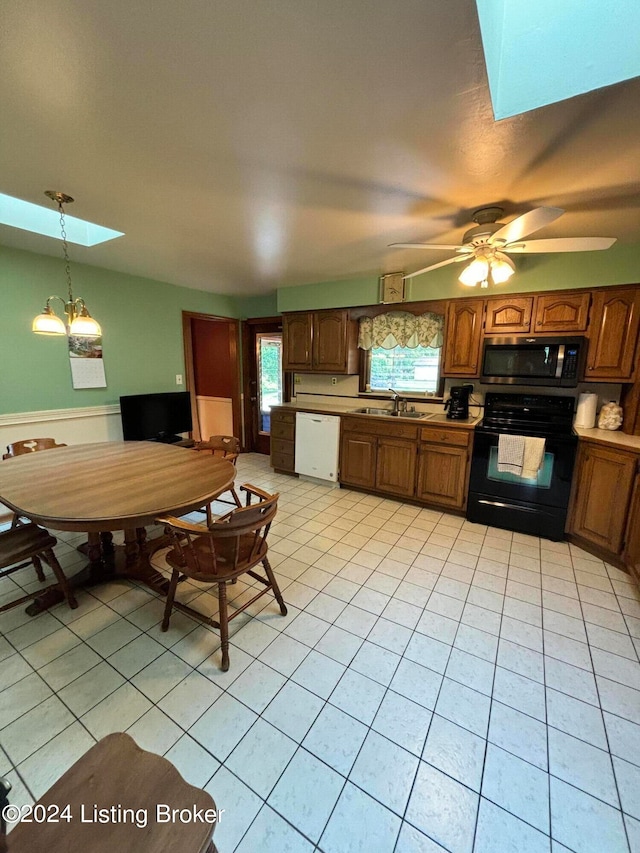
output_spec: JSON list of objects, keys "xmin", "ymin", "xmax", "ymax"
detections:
[
  {"xmin": 295, "ymin": 375, "xmax": 301, "ymax": 385},
  {"xmin": 331, "ymin": 377, "xmax": 337, "ymax": 385},
  {"xmin": 175, "ymin": 374, "xmax": 183, "ymax": 385}
]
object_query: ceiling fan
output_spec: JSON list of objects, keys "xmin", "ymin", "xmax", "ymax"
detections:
[{"xmin": 390, "ymin": 206, "xmax": 616, "ymax": 286}]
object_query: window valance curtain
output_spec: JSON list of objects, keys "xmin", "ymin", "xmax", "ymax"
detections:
[{"xmin": 358, "ymin": 311, "xmax": 444, "ymax": 351}]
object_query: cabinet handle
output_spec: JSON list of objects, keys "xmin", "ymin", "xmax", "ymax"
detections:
[{"xmin": 588, "ymin": 366, "xmax": 594, "ymax": 371}]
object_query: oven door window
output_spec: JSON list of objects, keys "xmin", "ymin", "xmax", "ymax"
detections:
[
  {"xmin": 487, "ymin": 446, "xmax": 554, "ymax": 488},
  {"xmin": 483, "ymin": 344, "xmax": 558, "ymax": 379}
]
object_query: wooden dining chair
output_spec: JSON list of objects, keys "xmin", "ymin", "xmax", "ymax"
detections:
[
  {"xmin": 158, "ymin": 484, "xmax": 287, "ymax": 671},
  {"xmin": 3, "ymin": 437, "xmax": 67, "ymax": 460},
  {"xmin": 0, "ymin": 520, "xmax": 77, "ymax": 613},
  {"xmin": 2, "ymin": 438, "xmax": 68, "ymax": 582},
  {"xmin": 193, "ymin": 435, "xmax": 242, "ymax": 524}
]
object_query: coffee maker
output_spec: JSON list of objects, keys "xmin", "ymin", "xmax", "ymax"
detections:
[{"xmin": 444, "ymin": 385, "xmax": 472, "ymax": 420}]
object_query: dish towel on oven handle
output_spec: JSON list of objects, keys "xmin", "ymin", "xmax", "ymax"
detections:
[
  {"xmin": 522, "ymin": 436, "xmax": 546, "ymax": 479},
  {"xmin": 497, "ymin": 434, "xmax": 525, "ymax": 475}
]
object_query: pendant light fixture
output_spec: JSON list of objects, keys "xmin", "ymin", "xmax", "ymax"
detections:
[{"xmin": 32, "ymin": 191, "xmax": 102, "ymax": 338}]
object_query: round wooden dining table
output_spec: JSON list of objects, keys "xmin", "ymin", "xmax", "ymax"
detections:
[{"xmin": 0, "ymin": 441, "xmax": 236, "ymax": 612}]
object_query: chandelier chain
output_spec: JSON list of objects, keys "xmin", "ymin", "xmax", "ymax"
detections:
[{"xmin": 58, "ymin": 201, "xmax": 73, "ymax": 303}]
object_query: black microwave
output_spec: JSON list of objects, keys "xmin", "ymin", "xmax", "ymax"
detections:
[{"xmin": 480, "ymin": 336, "xmax": 587, "ymax": 387}]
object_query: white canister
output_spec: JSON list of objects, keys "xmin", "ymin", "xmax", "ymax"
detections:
[{"xmin": 574, "ymin": 393, "xmax": 598, "ymax": 429}]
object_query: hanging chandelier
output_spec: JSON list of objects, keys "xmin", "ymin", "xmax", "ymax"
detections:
[{"xmin": 32, "ymin": 191, "xmax": 102, "ymax": 338}]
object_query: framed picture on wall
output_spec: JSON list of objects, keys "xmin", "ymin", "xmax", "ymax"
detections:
[{"xmin": 380, "ymin": 273, "xmax": 405, "ymax": 304}]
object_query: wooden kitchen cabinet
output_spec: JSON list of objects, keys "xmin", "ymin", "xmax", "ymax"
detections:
[
  {"xmin": 340, "ymin": 432, "xmax": 377, "ymax": 489},
  {"xmin": 282, "ymin": 313, "xmax": 312, "ymax": 371},
  {"xmin": 442, "ymin": 299, "xmax": 484, "ymax": 376},
  {"xmin": 339, "ymin": 416, "xmax": 472, "ymax": 510},
  {"xmin": 416, "ymin": 444, "xmax": 469, "ymax": 509},
  {"xmin": 340, "ymin": 417, "xmax": 418, "ymax": 496},
  {"xmin": 484, "ymin": 296, "xmax": 534, "ymax": 335},
  {"xmin": 568, "ymin": 442, "xmax": 637, "ymax": 555},
  {"xmin": 534, "ymin": 292, "xmax": 590, "ymax": 333},
  {"xmin": 416, "ymin": 426, "xmax": 471, "ymax": 509},
  {"xmin": 376, "ymin": 437, "xmax": 416, "ymax": 498},
  {"xmin": 585, "ymin": 287, "xmax": 640, "ymax": 381},
  {"xmin": 270, "ymin": 408, "xmax": 296, "ymax": 474},
  {"xmin": 282, "ymin": 310, "xmax": 358, "ymax": 374},
  {"xmin": 623, "ymin": 470, "xmax": 640, "ymax": 585}
]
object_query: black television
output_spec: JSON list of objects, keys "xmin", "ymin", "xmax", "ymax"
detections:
[{"xmin": 120, "ymin": 391, "xmax": 192, "ymax": 442}]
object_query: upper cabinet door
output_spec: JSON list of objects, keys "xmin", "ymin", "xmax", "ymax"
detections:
[
  {"xmin": 533, "ymin": 293, "xmax": 591, "ymax": 332},
  {"xmin": 484, "ymin": 297, "xmax": 534, "ymax": 334},
  {"xmin": 534, "ymin": 292, "xmax": 591, "ymax": 333},
  {"xmin": 585, "ymin": 288, "xmax": 640, "ymax": 381},
  {"xmin": 442, "ymin": 299, "xmax": 484, "ymax": 376},
  {"xmin": 282, "ymin": 313, "xmax": 312, "ymax": 371},
  {"xmin": 312, "ymin": 310, "xmax": 349, "ymax": 372}
]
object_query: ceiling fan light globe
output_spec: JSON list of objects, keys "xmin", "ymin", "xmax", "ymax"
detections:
[
  {"xmin": 490, "ymin": 254, "xmax": 516, "ymax": 284},
  {"xmin": 459, "ymin": 256, "xmax": 489, "ymax": 286}
]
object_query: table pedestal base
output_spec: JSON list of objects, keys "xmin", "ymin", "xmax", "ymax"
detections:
[{"xmin": 26, "ymin": 527, "xmax": 170, "ymax": 615}]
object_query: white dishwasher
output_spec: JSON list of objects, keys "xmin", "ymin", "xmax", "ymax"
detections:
[{"xmin": 294, "ymin": 412, "xmax": 341, "ymax": 483}]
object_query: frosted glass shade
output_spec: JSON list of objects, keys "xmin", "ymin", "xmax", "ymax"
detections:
[
  {"xmin": 459, "ymin": 256, "xmax": 489, "ymax": 286},
  {"xmin": 32, "ymin": 308, "xmax": 66, "ymax": 335}
]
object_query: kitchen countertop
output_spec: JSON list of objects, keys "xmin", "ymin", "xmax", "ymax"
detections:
[
  {"xmin": 574, "ymin": 427, "xmax": 640, "ymax": 452},
  {"xmin": 271, "ymin": 402, "xmax": 480, "ymax": 429},
  {"xmin": 273, "ymin": 403, "xmax": 640, "ymax": 445}
]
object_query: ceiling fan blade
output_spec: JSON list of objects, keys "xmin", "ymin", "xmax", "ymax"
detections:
[
  {"xmin": 389, "ymin": 243, "xmax": 464, "ymax": 250},
  {"xmin": 404, "ymin": 254, "xmax": 468, "ymax": 279},
  {"xmin": 491, "ymin": 207, "xmax": 565, "ymax": 245},
  {"xmin": 503, "ymin": 236, "xmax": 617, "ymax": 253}
]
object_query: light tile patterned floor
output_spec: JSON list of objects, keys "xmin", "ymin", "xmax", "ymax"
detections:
[{"xmin": 2, "ymin": 452, "xmax": 640, "ymax": 852}]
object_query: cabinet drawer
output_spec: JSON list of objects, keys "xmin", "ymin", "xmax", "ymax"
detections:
[
  {"xmin": 420, "ymin": 427, "xmax": 471, "ymax": 447},
  {"xmin": 271, "ymin": 410, "xmax": 296, "ymax": 425},
  {"xmin": 271, "ymin": 422, "xmax": 295, "ymax": 441},
  {"xmin": 271, "ymin": 450, "xmax": 295, "ymax": 471},
  {"xmin": 271, "ymin": 438, "xmax": 294, "ymax": 455},
  {"xmin": 342, "ymin": 417, "xmax": 418, "ymax": 439}
]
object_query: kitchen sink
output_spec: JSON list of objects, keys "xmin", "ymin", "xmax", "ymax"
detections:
[{"xmin": 350, "ymin": 407, "xmax": 435, "ymax": 420}]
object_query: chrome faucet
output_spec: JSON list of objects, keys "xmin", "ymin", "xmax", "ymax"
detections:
[{"xmin": 388, "ymin": 388, "xmax": 406, "ymax": 414}]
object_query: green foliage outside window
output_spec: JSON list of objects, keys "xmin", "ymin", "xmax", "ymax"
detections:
[{"xmin": 369, "ymin": 345, "xmax": 441, "ymax": 393}]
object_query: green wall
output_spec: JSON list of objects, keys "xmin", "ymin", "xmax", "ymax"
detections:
[
  {"xmin": 5, "ymin": 238, "xmax": 639, "ymax": 415},
  {"xmin": 277, "ymin": 243, "xmax": 640, "ymax": 312},
  {"xmin": 236, "ymin": 291, "xmax": 279, "ymax": 319},
  {"xmin": 0, "ymin": 245, "xmax": 238, "ymax": 414}
]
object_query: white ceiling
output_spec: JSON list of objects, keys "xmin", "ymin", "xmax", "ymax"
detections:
[{"xmin": 1, "ymin": 0, "xmax": 639, "ymax": 295}]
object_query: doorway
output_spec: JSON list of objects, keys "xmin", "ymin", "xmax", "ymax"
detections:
[
  {"xmin": 183, "ymin": 312, "xmax": 242, "ymax": 444},
  {"xmin": 242, "ymin": 318, "xmax": 285, "ymax": 454}
]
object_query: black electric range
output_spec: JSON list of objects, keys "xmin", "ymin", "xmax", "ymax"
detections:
[{"xmin": 467, "ymin": 393, "xmax": 578, "ymax": 541}]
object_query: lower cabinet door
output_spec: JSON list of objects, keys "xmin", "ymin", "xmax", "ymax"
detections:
[
  {"xmin": 622, "ymin": 471, "xmax": 640, "ymax": 580},
  {"xmin": 416, "ymin": 444, "xmax": 468, "ymax": 509},
  {"xmin": 340, "ymin": 433, "xmax": 377, "ymax": 489},
  {"xmin": 375, "ymin": 438, "xmax": 416, "ymax": 498},
  {"xmin": 569, "ymin": 444, "xmax": 636, "ymax": 554}
]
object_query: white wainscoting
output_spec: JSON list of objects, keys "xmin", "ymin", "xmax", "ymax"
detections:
[
  {"xmin": 196, "ymin": 396, "xmax": 233, "ymax": 439},
  {"xmin": 0, "ymin": 404, "xmax": 124, "ymax": 449}
]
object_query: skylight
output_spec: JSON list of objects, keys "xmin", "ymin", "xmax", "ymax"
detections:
[
  {"xmin": 0, "ymin": 192, "xmax": 124, "ymax": 246},
  {"xmin": 476, "ymin": 0, "xmax": 640, "ymax": 119}
]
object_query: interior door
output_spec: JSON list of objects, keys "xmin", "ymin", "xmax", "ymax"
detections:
[{"xmin": 243, "ymin": 319, "xmax": 284, "ymax": 455}]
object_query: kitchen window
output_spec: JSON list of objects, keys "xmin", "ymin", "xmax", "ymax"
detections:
[{"xmin": 358, "ymin": 310, "xmax": 444, "ymax": 395}]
